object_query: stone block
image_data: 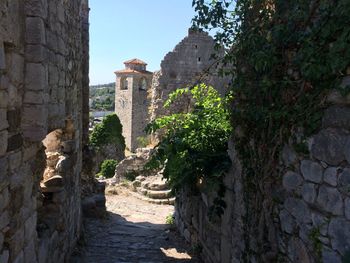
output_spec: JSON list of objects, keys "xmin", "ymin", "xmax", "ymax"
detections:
[
  {"xmin": 0, "ymin": 250, "xmax": 9, "ymax": 263},
  {"xmin": 301, "ymin": 183, "xmax": 316, "ymax": 204},
  {"xmin": 323, "ymin": 106, "xmax": 350, "ymax": 130},
  {"xmin": 22, "ymin": 105, "xmax": 47, "ymax": 127},
  {"xmin": 24, "ymin": 214, "xmax": 37, "ymax": 244},
  {"xmin": 339, "ymin": 168, "xmax": 350, "ymax": 195},
  {"xmin": 0, "ymin": 157, "xmax": 8, "ymax": 189},
  {"xmin": 7, "ymin": 134, "xmax": 23, "ymax": 152},
  {"xmin": 25, "ymin": 0, "xmax": 48, "ymax": 19},
  {"xmin": 311, "ymin": 129, "xmax": 347, "ymax": 165},
  {"xmin": 322, "ymin": 248, "xmax": 341, "ymax": 263},
  {"xmin": 329, "ymin": 218, "xmax": 350, "ymax": 254},
  {"xmin": 0, "ymin": 42, "xmax": 5, "ymax": 70},
  {"xmin": 22, "ymin": 124, "xmax": 46, "ymax": 142},
  {"xmin": 0, "ymin": 90, "xmax": 8, "ymax": 108},
  {"xmin": 0, "ymin": 187, "xmax": 9, "ymax": 211},
  {"xmin": 0, "ymin": 130, "xmax": 8, "ymax": 157},
  {"xmin": 7, "ymin": 109, "xmax": 21, "ymax": 132},
  {"xmin": 25, "ymin": 44, "xmax": 46, "ymax": 63},
  {"xmin": 324, "ymin": 167, "xmax": 338, "ymax": 186},
  {"xmin": 8, "ymin": 54, "xmax": 24, "ymax": 85},
  {"xmin": 283, "ymin": 171, "xmax": 303, "ymax": 191},
  {"xmin": 24, "ymin": 91, "xmax": 46, "ymax": 105},
  {"xmin": 12, "ymin": 250, "xmax": 24, "ymax": 263},
  {"xmin": 300, "ymin": 160, "xmax": 323, "ymax": 183},
  {"xmin": 25, "ymin": 17, "xmax": 46, "ymax": 45},
  {"xmin": 25, "ymin": 63, "xmax": 47, "ymax": 91},
  {"xmin": 7, "ymin": 84, "xmax": 18, "ymax": 108},
  {"xmin": 311, "ymin": 213, "xmax": 328, "ymax": 236},
  {"xmin": 345, "ymin": 137, "xmax": 350, "ymax": 164},
  {"xmin": 284, "ymin": 197, "xmax": 311, "ymax": 224},
  {"xmin": 0, "ymin": 109, "xmax": 9, "ymax": 130},
  {"xmin": 279, "ymin": 209, "xmax": 295, "ymax": 234},
  {"xmin": 345, "ymin": 198, "xmax": 350, "ymax": 220},
  {"xmin": 24, "ymin": 241, "xmax": 36, "ymax": 263},
  {"xmin": 282, "ymin": 144, "xmax": 297, "ymax": 166},
  {"xmin": 0, "ymin": 210, "xmax": 10, "ymax": 229},
  {"xmin": 316, "ymin": 185, "xmax": 343, "ymax": 215}
]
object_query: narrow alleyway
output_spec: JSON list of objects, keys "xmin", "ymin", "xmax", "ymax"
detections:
[{"xmin": 71, "ymin": 187, "xmax": 199, "ymax": 263}]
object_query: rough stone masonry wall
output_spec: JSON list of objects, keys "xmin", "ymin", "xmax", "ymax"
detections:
[
  {"xmin": 176, "ymin": 79, "xmax": 350, "ymax": 262},
  {"xmin": 0, "ymin": 0, "xmax": 89, "ymax": 262},
  {"xmin": 150, "ymin": 29, "xmax": 229, "ymax": 125}
]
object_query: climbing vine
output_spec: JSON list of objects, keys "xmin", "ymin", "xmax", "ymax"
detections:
[{"xmin": 192, "ymin": 0, "xmax": 350, "ymax": 261}]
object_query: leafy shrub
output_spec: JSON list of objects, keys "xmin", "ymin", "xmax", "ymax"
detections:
[
  {"xmin": 124, "ymin": 170, "xmax": 138, "ymax": 181},
  {"xmin": 146, "ymin": 84, "xmax": 232, "ymax": 201},
  {"xmin": 136, "ymin": 136, "xmax": 151, "ymax": 148},
  {"xmin": 90, "ymin": 114, "xmax": 125, "ymax": 149},
  {"xmin": 165, "ymin": 214, "xmax": 175, "ymax": 225},
  {"xmin": 99, "ymin": 159, "xmax": 118, "ymax": 178}
]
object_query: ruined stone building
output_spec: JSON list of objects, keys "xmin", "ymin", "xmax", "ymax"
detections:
[
  {"xmin": 0, "ymin": 0, "xmax": 90, "ymax": 262},
  {"xmin": 114, "ymin": 59, "xmax": 153, "ymax": 152},
  {"xmin": 115, "ymin": 29, "xmax": 229, "ymax": 151}
]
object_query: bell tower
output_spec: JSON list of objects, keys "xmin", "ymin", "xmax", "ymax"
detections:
[{"xmin": 114, "ymin": 59, "xmax": 153, "ymax": 152}]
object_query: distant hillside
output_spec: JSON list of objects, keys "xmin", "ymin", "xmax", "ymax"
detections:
[{"xmin": 89, "ymin": 82, "xmax": 115, "ymax": 111}]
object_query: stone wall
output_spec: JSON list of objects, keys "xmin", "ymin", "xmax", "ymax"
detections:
[
  {"xmin": 150, "ymin": 29, "xmax": 229, "ymax": 124},
  {"xmin": 0, "ymin": 0, "xmax": 89, "ymax": 262},
  {"xmin": 175, "ymin": 80, "xmax": 350, "ymax": 262}
]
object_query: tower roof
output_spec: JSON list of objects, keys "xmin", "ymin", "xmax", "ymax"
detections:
[{"xmin": 123, "ymin": 58, "xmax": 147, "ymax": 65}]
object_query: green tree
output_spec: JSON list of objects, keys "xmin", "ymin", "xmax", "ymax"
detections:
[
  {"xmin": 90, "ymin": 114, "xmax": 125, "ymax": 149},
  {"xmin": 146, "ymin": 84, "xmax": 232, "ymax": 205},
  {"xmin": 99, "ymin": 159, "xmax": 118, "ymax": 178}
]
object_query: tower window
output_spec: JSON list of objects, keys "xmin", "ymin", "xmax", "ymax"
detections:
[
  {"xmin": 121, "ymin": 77, "xmax": 128, "ymax": 90},
  {"xmin": 194, "ymin": 44, "xmax": 198, "ymax": 49},
  {"xmin": 139, "ymin": 78, "xmax": 147, "ymax": 90},
  {"xmin": 197, "ymin": 57, "xmax": 201, "ymax": 62}
]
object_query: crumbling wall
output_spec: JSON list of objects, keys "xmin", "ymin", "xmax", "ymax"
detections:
[
  {"xmin": 0, "ymin": 0, "xmax": 89, "ymax": 262},
  {"xmin": 175, "ymin": 78, "xmax": 350, "ymax": 262},
  {"xmin": 150, "ymin": 29, "xmax": 229, "ymax": 124}
]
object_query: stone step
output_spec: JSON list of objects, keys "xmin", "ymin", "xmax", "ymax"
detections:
[
  {"xmin": 146, "ymin": 189, "xmax": 172, "ymax": 199},
  {"xmin": 141, "ymin": 180, "xmax": 169, "ymax": 191},
  {"xmin": 129, "ymin": 191, "xmax": 175, "ymax": 205}
]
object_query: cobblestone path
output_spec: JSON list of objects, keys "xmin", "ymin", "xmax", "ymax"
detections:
[{"xmin": 72, "ymin": 188, "xmax": 198, "ymax": 263}]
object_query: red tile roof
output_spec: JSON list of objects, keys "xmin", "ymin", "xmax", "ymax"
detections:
[
  {"xmin": 123, "ymin": 58, "xmax": 147, "ymax": 65},
  {"xmin": 114, "ymin": 69, "xmax": 153, "ymax": 74}
]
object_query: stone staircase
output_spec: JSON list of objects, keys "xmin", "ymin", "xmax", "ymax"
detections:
[{"xmin": 131, "ymin": 175, "xmax": 175, "ymax": 205}]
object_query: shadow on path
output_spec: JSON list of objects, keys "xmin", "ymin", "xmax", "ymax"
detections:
[{"xmin": 71, "ymin": 192, "xmax": 199, "ymax": 263}]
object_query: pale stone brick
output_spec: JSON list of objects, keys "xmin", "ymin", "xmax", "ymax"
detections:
[
  {"xmin": 25, "ymin": 63, "xmax": 47, "ymax": 91},
  {"xmin": 9, "ymin": 151, "xmax": 22, "ymax": 171},
  {"xmin": 22, "ymin": 105, "xmax": 47, "ymax": 127},
  {"xmin": 25, "ymin": 0, "xmax": 48, "ymax": 19},
  {"xmin": 8, "ymin": 54, "xmax": 24, "ymax": 85},
  {"xmin": 22, "ymin": 125, "xmax": 47, "ymax": 142},
  {"xmin": 25, "ymin": 17, "xmax": 46, "ymax": 45}
]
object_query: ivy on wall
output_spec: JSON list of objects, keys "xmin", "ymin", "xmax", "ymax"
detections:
[{"xmin": 191, "ymin": 0, "xmax": 350, "ymax": 260}]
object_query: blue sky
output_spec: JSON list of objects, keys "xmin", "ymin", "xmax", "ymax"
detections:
[{"xmin": 89, "ymin": 0, "xmax": 197, "ymax": 85}]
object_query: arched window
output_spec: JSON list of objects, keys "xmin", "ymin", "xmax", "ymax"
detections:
[
  {"xmin": 121, "ymin": 77, "xmax": 128, "ymax": 90},
  {"xmin": 139, "ymin": 78, "xmax": 147, "ymax": 90}
]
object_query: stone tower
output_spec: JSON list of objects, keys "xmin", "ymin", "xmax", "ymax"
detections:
[{"xmin": 114, "ymin": 59, "xmax": 153, "ymax": 152}]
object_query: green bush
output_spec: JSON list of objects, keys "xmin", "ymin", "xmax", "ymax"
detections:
[
  {"xmin": 90, "ymin": 114, "xmax": 125, "ymax": 149},
  {"xmin": 146, "ymin": 84, "xmax": 232, "ymax": 207},
  {"xmin": 99, "ymin": 159, "xmax": 118, "ymax": 178}
]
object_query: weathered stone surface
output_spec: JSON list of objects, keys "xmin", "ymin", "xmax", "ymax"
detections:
[
  {"xmin": 0, "ymin": 90, "xmax": 8, "ymax": 108},
  {"xmin": 25, "ymin": 63, "xmax": 47, "ymax": 91},
  {"xmin": 301, "ymin": 183, "xmax": 316, "ymax": 204},
  {"xmin": 25, "ymin": 0, "xmax": 48, "ymax": 19},
  {"xmin": 288, "ymin": 238, "xmax": 311, "ymax": 263},
  {"xmin": 279, "ymin": 209, "xmax": 295, "ymax": 234},
  {"xmin": 345, "ymin": 198, "xmax": 350, "ymax": 220},
  {"xmin": 311, "ymin": 213, "xmax": 328, "ymax": 236},
  {"xmin": 322, "ymin": 248, "xmax": 342, "ymax": 263},
  {"xmin": 0, "ymin": 187, "xmax": 9, "ymax": 212},
  {"xmin": 7, "ymin": 134, "xmax": 23, "ymax": 152},
  {"xmin": 317, "ymin": 185, "xmax": 343, "ymax": 215},
  {"xmin": 345, "ymin": 137, "xmax": 350, "ymax": 163},
  {"xmin": 338, "ymin": 168, "xmax": 350, "ymax": 196},
  {"xmin": 323, "ymin": 106, "xmax": 350, "ymax": 130},
  {"xmin": 0, "ymin": 130, "xmax": 8, "ymax": 157},
  {"xmin": 300, "ymin": 160, "xmax": 323, "ymax": 183},
  {"xmin": 324, "ymin": 167, "xmax": 338, "ymax": 186},
  {"xmin": 329, "ymin": 218, "xmax": 350, "ymax": 254},
  {"xmin": 0, "ymin": 109, "xmax": 9, "ymax": 130},
  {"xmin": 26, "ymin": 44, "xmax": 46, "ymax": 63},
  {"xmin": 285, "ymin": 197, "xmax": 311, "ymax": 224},
  {"xmin": 0, "ymin": 42, "xmax": 5, "ymax": 70},
  {"xmin": 7, "ymin": 109, "xmax": 21, "ymax": 132},
  {"xmin": 311, "ymin": 129, "xmax": 347, "ymax": 165},
  {"xmin": 0, "ymin": 250, "xmax": 9, "ymax": 263},
  {"xmin": 283, "ymin": 171, "xmax": 303, "ymax": 191},
  {"xmin": 25, "ymin": 17, "xmax": 46, "ymax": 44}
]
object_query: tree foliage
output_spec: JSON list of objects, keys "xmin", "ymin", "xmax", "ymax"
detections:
[
  {"xmin": 99, "ymin": 159, "xmax": 118, "ymax": 178},
  {"xmin": 90, "ymin": 114, "xmax": 125, "ymax": 149},
  {"xmin": 146, "ymin": 84, "xmax": 232, "ymax": 205}
]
